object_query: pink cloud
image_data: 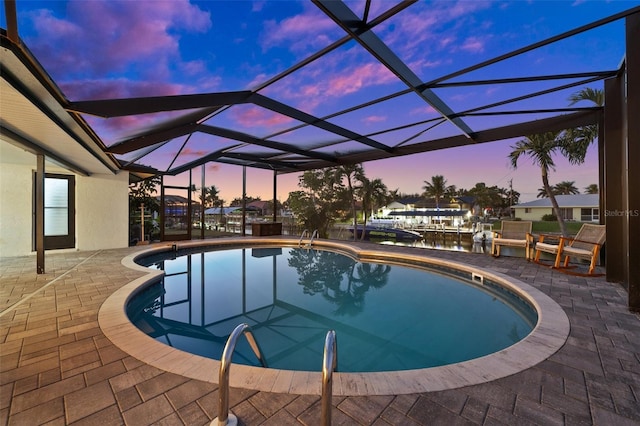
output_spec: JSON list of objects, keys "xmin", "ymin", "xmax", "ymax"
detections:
[
  {"xmin": 485, "ymin": 87, "xmax": 500, "ymax": 96},
  {"xmin": 251, "ymin": 1, "xmax": 266, "ymax": 13},
  {"xmin": 362, "ymin": 115, "xmax": 387, "ymax": 124},
  {"xmin": 25, "ymin": 1, "xmax": 211, "ymax": 86},
  {"xmin": 447, "ymin": 1, "xmax": 493, "ymax": 18},
  {"xmin": 179, "ymin": 148, "xmax": 209, "ymax": 157},
  {"xmin": 440, "ymin": 37, "xmax": 456, "ymax": 48},
  {"xmin": 450, "ymin": 92, "xmax": 476, "ymax": 102},
  {"xmin": 180, "ymin": 60, "xmax": 208, "ymax": 76},
  {"xmin": 380, "ymin": 1, "xmax": 493, "ymax": 64},
  {"xmin": 325, "ymin": 63, "xmax": 396, "ymax": 97},
  {"xmin": 410, "ymin": 106, "xmax": 438, "ymax": 116},
  {"xmin": 229, "ymin": 106, "xmax": 293, "ymax": 128},
  {"xmin": 260, "ymin": 7, "xmax": 338, "ymax": 54},
  {"xmin": 460, "ymin": 37, "xmax": 486, "ymax": 53},
  {"xmin": 259, "ymin": 45, "xmax": 401, "ymax": 114}
]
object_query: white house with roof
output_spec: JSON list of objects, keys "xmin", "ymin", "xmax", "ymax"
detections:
[
  {"xmin": 513, "ymin": 194, "xmax": 600, "ymax": 222},
  {"xmin": 374, "ymin": 197, "xmax": 472, "ymax": 228}
]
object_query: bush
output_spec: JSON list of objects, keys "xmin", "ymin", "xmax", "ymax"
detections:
[{"xmin": 541, "ymin": 214, "xmax": 557, "ymax": 221}]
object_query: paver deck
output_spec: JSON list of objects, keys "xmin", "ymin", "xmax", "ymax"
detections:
[{"xmin": 1, "ymin": 240, "xmax": 639, "ymax": 425}]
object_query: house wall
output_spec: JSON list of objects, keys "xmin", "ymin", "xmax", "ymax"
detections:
[
  {"xmin": 514, "ymin": 206, "xmax": 595, "ymax": 222},
  {"xmin": 0, "ymin": 156, "xmax": 129, "ymax": 256},
  {"xmin": 513, "ymin": 207, "xmax": 553, "ymax": 221},
  {"xmin": 76, "ymin": 172, "xmax": 129, "ymax": 251},
  {"xmin": 0, "ymin": 162, "xmax": 34, "ymax": 256}
]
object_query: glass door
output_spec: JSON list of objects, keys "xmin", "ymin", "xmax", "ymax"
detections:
[
  {"xmin": 161, "ymin": 186, "xmax": 191, "ymax": 241},
  {"xmin": 33, "ymin": 173, "xmax": 76, "ymax": 250}
]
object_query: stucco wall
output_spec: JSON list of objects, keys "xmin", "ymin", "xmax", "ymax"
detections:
[
  {"xmin": 513, "ymin": 208, "xmax": 553, "ymax": 221},
  {"xmin": 514, "ymin": 206, "xmax": 593, "ymax": 222},
  {"xmin": 0, "ymin": 158, "xmax": 129, "ymax": 256},
  {"xmin": 76, "ymin": 172, "xmax": 129, "ymax": 251},
  {"xmin": 0, "ymin": 162, "xmax": 35, "ymax": 256}
]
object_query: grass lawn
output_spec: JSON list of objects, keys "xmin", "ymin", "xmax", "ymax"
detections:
[{"xmin": 532, "ymin": 221, "xmax": 584, "ymax": 235}]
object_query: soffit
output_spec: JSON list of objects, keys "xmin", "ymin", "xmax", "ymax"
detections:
[{"xmin": 0, "ymin": 44, "xmax": 121, "ymax": 175}]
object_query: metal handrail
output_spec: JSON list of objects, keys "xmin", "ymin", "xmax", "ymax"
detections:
[
  {"xmin": 214, "ymin": 323, "xmax": 267, "ymax": 426},
  {"xmin": 298, "ymin": 229, "xmax": 318, "ymax": 247},
  {"xmin": 321, "ymin": 330, "xmax": 337, "ymax": 426},
  {"xmin": 298, "ymin": 229, "xmax": 309, "ymax": 247},
  {"xmin": 309, "ymin": 229, "xmax": 319, "ymax": 246}
]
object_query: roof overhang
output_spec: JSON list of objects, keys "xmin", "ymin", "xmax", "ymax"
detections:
[{"xmin": 0, "ymin": 32, "xmax": 122, "ymax": 176}]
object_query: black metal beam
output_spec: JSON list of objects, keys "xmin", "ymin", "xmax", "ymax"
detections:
[
  {"xmin": 36, "ymin": 154, "xmax": 45, "ymax": 274},
  {"xmin": 604, "ymin": 75, "xmax": 626, "ymax": 284},
  {"xmin": 280, "ymin": 110, "xmax": 601, "ymax": 174},
  {"xmin": 198, "ymin": 124, "xmax": 339, "ymax": 162},
  {"xmin": 453, "ymin": 75, "xmax": 608, "ymax": 119},
  {"xmin": 625, "ymin": 12, "xmax": 640, "ymax": 311},
  {"xmin": 398, "ymin": 110, "xmax": 600, "ymax": 154},
  {"xmin": 67, "ymin": 91, "xmax": 253, "ymax": 117},
  {"xmin": 425, "ymin": 70, "xmax": 617, "ymax": 88},
  {"xmin": 250, "ymin": 93, "xmax": 393, "ymax": 152},
  {"xmin": 4, "ymin": 0, "xmax": 19, "ymax": 43},
  {"xmin": 107, "ymin": 122, "xmax": 199, "ymax": 154},
  {"xmin": 167, "ymin": 147, "xmax": 238, "ymax": 176},
  {"xmin": 218, "ymin": 152, "xmax": 302, "ymax": 171},
  {"xmin": 314, "ymin": 0, "xmax": 475, "ymax": 140},
  {"xmin": 458, "ymin": 107, "xmax": 600, "ymax": 117},
  {"xmin": 423, "ymin": 5, "xmax": 640, "ymax": 86}
]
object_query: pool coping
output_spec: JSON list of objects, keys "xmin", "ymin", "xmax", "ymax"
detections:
[{"xmin": 98, "ymin": 237, "xmax": 570, "ymax": 397}]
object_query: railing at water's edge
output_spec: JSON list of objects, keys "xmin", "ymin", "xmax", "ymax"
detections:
[
  {"xmin": 213, "ymin": 323, "xmax": 267, "ymax": 426},
  {"xmin": 298, "ymin": 229, "xmax": 319, "ymax": 247},
  {"xmin": 321, "ymin": 330, "xmax": 338, "ymax": 426}
]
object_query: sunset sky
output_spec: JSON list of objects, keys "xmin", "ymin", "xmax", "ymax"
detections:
[{"xmin": 2, "ymin": 1, "xmax": 637, "ymax": 203}]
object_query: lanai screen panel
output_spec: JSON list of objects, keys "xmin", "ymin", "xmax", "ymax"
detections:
[{"xmin": 5, "ymin": 1, "xmax": 636, "ymax": 175}]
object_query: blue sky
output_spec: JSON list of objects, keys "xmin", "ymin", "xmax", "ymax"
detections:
[{"xmin": 3, "ymin": 1, "xmax": 638, "ymax": 203}]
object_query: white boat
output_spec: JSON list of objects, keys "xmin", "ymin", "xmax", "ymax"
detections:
[
  {"xmin": 472, "ymin": 223, "xmax": 495, "ymax": 243},
  {"xmin": 349, "ymin": 225, "xmax": 423, "ymax": 243}
]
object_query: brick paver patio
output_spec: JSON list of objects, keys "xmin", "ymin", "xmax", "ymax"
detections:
[{"xmin": 1, "ymin": 240, "xmax": 639, "ymax": 425}]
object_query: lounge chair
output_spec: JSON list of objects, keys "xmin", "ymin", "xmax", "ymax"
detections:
[
  {"xmin": 533, "ymin": 223, "xmax": 606, "ymax": 275},
  {"xmin": 491, "ymin": 221, "xmax": 533, "ymax": 259}
]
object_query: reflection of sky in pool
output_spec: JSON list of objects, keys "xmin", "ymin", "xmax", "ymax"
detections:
[{"xmin": 128, "ymin": 247, "xmax": 537, "ymax": 373}]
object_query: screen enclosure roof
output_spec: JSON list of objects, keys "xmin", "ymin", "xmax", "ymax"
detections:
[{"xmin": 2, "ymin": 1, "xmax": 639, "ymax": 179}]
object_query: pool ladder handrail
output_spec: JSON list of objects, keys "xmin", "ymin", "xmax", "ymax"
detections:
[
  {"xmin": 298, "ymin": 229, "xmax": 309, "ymax": 246},
  {"xmin": 298, "ymin": 229, "xmax": 319, "ymax": 247},
  {"xmin": 213, "ymin": 323, "xmax": 267, "ymax": 426},
  {"xmin": 321, "ymin": 330, "xmax": 337, "ymax": 426}
]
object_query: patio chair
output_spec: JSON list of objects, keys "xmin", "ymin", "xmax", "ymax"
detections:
[
  {"xmin": 533, "ymin": 223, "xmax": 606, "ymax": 276},
  {"xmin": 491, "ymin": 221, "xmax": 533, "ymax": 259}
]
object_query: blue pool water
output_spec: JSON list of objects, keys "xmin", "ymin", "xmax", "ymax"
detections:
[{"xmin": 128, "ymin": 246, "xmax": 537, "ymax": 373}]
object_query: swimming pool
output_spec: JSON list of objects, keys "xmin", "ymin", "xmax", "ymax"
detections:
[
  {"xmin": 99, "ymin": 237, "xmax": 570, "ymax": 395},
  {"xmin": 128, "ymin": 245, "xmax": 537, "ymax": 373}
]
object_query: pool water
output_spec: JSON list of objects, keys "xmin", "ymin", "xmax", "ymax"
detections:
[{"xmin": 128, "ymin": 247, "xmax": 537, "ymax": 373}]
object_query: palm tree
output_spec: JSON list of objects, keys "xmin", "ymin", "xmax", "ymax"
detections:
[
  {"xmin": 554, "ymin": 181, "xmax": 580, "ymax": 195},
  {"xmin": 468, "ymin": 182, "xmax": 496, "ymax": 213},
  {"xmin": 537, "ymin": 187, "xmax": 554, "ymax": 199},
  {"xmin": 422, "ymin": 175, "xmax": 453, "ymax": 208},
  {"xmin": 584, "ymin": 184, "xmax": 599, "ymax": 194},
  {"xmin": 510, "ymin": 132, "xmax": 570, "ymax": 236},
  {"xmin": 564, "ymin": 88, "xmax": 604, "ymax": 162},
  {"xmin": 358, "ymin": 177, "xmax": 388, "ymax": 240},
  {"xmin": 333, "ymin": 164, "xmax": 366, "ymax": 240}
]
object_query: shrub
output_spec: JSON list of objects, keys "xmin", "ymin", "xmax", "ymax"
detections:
[{"xmin": 541, "ymin": 214, "xmax": 557, "ymax": 221}]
